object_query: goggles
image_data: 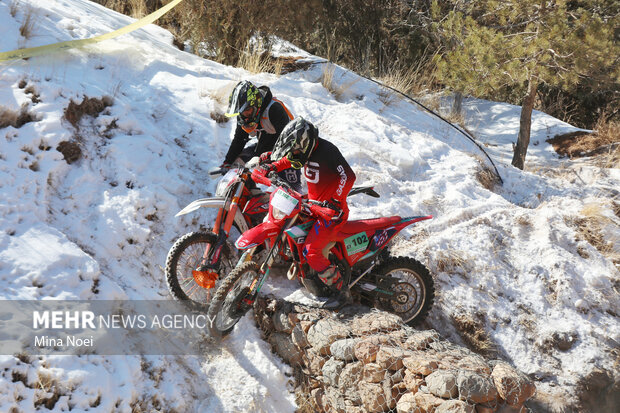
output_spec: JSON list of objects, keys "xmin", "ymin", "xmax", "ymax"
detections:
[{"xmin": 287, "ymin": 149, "xmax": 305, "ymax": 169}]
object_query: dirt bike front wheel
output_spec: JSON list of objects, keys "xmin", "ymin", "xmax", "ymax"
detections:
[
  {"xmin": 165, "ymin": 231, "xmax": 235, "ymax": 310},
  {"xmin": 207, "ymin": 261, "xmax": 261, "ymax": 337},
  {"xmin": 375, "ymin": 256, "xmax": 435, "ymax": 326}
]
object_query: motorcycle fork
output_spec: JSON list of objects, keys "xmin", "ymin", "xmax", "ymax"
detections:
[
  {"xmin": 243, "ymin": 217, "xmax": 297, "ymax": 306},
  {"xmin": 200, "ymin": 182, "xmax": 245, "ymax": 270}
]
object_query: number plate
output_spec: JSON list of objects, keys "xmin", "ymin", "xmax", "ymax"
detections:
[
  {"xmin": 344, "ymin": 232, "xmax": 369, "ymax": 255},
  {"xmin": 271, "ymin": 189, "xmax": 298, "ymax": 215}
]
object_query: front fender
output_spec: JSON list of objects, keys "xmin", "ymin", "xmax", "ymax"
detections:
[
  {"xmin": 235, "ymin": 221, "xmax": 281, "ymax": 250},
  {"xmin": 175, "ymin": 197, "xmax": 226, "ymax": 217}
]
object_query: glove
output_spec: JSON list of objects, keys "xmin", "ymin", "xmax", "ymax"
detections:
[
  {"xmin": 322, "ymin": 198, "xmax": 344, "ymax": 223},
  {"xmin": 219, "ymin": 162, "xmax": 231, "ymax": 170},
  {"xmin": 251, "ymin": 163, "xmax": 277, "ymax": 184},
  {"xmin": 259, "ymin": 152, "xmax": 272, "ymax": 165}
]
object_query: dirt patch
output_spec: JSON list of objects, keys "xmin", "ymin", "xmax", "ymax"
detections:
[
  {"xmin": 547, "ymin": 122, "xmax": 619, "ymax": 162},
  {"xmin": 64, "ymin": 96, "xmax": 113, "ymax": 128}
]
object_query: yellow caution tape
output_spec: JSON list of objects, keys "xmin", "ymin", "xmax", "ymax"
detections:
[{"xmin": 0, "ymin": 0, "xmax": 185, "ymax": 62}]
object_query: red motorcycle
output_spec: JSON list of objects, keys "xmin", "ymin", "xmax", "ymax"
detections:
[
  {"xmin": 207, "ymin": 172, "xmax": 435, "ymax": 336},
  {"xmin": 165, "ymin": 162, "xmax": 380, "ymax": 310}
]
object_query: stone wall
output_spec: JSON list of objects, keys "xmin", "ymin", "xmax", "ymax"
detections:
[{"xmin": 254, "ymin": 295, "xmax": 536, "ymax": 413}]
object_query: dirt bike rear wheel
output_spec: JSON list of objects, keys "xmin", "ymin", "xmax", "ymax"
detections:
[
  {"xmin": 374, "ymin": 256, "xmax": 434, "ymax": 326},
  {"xmin": 207, "ymin": 261, "xmax": 261, "ymax": 337},
  {"xmin": 165, "ymin": 231, "xmax": 235, "ymax": 310}
]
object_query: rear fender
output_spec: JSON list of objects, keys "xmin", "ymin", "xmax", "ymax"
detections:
[{"xmin": 235, "ymin": 221, "xmax": 281, "ymax": 250}]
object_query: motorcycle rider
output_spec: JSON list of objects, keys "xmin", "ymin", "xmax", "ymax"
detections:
[
  {"xmin": 223, "ymin": 80, "xmax": 301, "ymax": 189},
  {"xmin": 253, "ymin": 117, "xmax": 356, "ymax": 309}
]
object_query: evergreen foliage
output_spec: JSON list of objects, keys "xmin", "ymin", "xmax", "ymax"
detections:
[
  {"xmin": 95, "ymin": 0, "xmax": 618, "ymax": 137},
  {"xmin": 431, "ymin": 0, "xmax": 619, "ymax": 168}
]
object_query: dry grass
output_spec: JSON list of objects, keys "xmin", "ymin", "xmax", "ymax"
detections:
[
  {"xmin": 0, "ymin": 104, "xmax": 38, "ymax": 129},
  {"xmin": 19, "ymin": 5, "xmax": 36, "ymax": 39},
  {"xmin": 63, "ymin": 96, "xmax": 113, "ymax": 128},
  {"xmin": 475, "ymin": 163, "xmax": 500, "ymax": 191},
  {"xmin": 320, "ymin": 64, "xmax": 337, "ymax": 95},
  {"xmin": 319, "ymin": 64, "xmax": 358, "ymax": 101},
  {"xmin": 210, "ymin": 110, "xmax": 228, "ymax": 124},
  {"xmin": 128, "ymin": 0, "xmax": 147, "ymax": 18},
  {"xmin": 237, "ymin": 48, "xmax": 272, "ymax": 75},
  {"xmin": 34, "ymin": 371, "xmax": 61, "ymax": 410},
  {"xmin": 10, "ymin": 0, "xmax": 19, "ymax": 17},
  {"xmin": 452, "ymin": 313, "xmax": 496, "ymax": 356},
  {"xmin": 572, "ymin": 202, "xmax": 619, "ymax": 266},
  {"xmin": 435, "ymin": 250, "xmax": 469, "ymax": 275}
]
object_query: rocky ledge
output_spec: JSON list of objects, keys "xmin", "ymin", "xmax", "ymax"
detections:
[{"xmin": 254, "ymin": 295, "xmax": 536, "ymax": 413}]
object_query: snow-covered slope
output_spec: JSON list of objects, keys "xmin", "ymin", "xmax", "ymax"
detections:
[{"xmin": 1, "ymin": 0, "xmax": 618, "ymax": 411}]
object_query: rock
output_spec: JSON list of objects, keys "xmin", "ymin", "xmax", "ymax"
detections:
[
  {"xmin": 391, "ymin": 368, "xmax": 405, "ymax": 384},
  {"xmin": 491, "ymin": 362, "xmax": 536, "ymax": 406},
  {"xmin": 396, "ymin": 392, "xmax": 416, "ymax": 413},
  {"xmin": 359, "ymin": 382, "xmax": 391, "ymax": 413},
  {"xmin": 325, "ymin": 386, "xmax": 347, "ymax": 413},
  {"xmin": 426, "ymin": 369, "xmax": 459, "ymax": 399},
  {"xmin": 338, "ymin": 361, "xmax": 364, "ymax": 394},
  {"xmin": 287, "ymin": 312, "xmax": 299, "ymax": 328},
  {"xmin": 269, "ymin": 332, "xmax": 303, "ymax": 365},
  {"xmin": 382, "ymin": 377, "xmax": 399, "ymax": 410},
  {"xmin": 436, "ymin": 399, "xmax": 475, "ymax": 413},
  {"xmin": 577, "ymin": 367, "xmax": 620, "ymax": 413},
  {"xmin": 403, "ymin": 370, "xmax": 424, "ymax": 392},
  {"xmin": 273, "ymin": 305, "xmax": 294, "ymax": 333},
  {"xmin": 330, "ymin": 338, "xmax": 359, "ymax": 362},
  {"xmin": 403, "ymin": 354, "xmax": 439, "ymax": 376},
  {"xmin": 495, "ymin": 404, "xmax": 527, "ymax": 413},
  {"xmin": 291, "ymin": 323, "xmax": 310, "ymax": 349},
  {"xmin": 322, "ymin": 358, "xmax": 345, "ymax": 386},
  {"xmin": 455, "ymin": 355, "xmax": 492, "ymax": 375},
  {"xmin": 311, "ymin": 388, "xmax": 327, "ymax": 413},
  {"xmin": 457, "ymin": 370, "xmax": 498, "ymax": 403},
  {"xmin": 475, "ymin": 404, "xmax": 496, "ymax": 413},
  {"xmin": 300, "ymin": 320, "xmax": 314, "ymax": 333},
  {"xmin": 376, "ymin": 346, "xmax": 412, "ymax": 371},
  {"xmin": 354, "ymin": 340, "xmax": 380, "ymax": 363},
  {"xmin": 404, "ymin": 330, "xmax": 440, "ymax": 350},
  {"xmin": 351, "ymin": 312, "xmax": 402, "ymax": 335},
  {"xmin": 363, "ymin": 363, "xmax": 385, "ymax": 383},
  {"xmin": 343, "ymin": 399, "xmax": 366, "ymax": 413},
  {"xmin": 306, "ymin": 348, "xmax": 327, "ymax": 375},
  {"xmin": 307, "ymin": 318, "xmax": 351, "ymax": 355},
  {"xmin": 410, "ymin": 392, "xmax": 444, "ymax": 412}
]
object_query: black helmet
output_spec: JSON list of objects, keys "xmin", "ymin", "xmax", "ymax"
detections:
[
  {"xmin": 272, "ymin": 117, "xmax": 318, "ymax": 169},
  {"xmin": 225, "ymin": 81, "xmax": 263, "ymax": 127}
]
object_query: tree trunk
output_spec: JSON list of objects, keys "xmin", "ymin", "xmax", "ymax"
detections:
[
  {"xmin": 452, "ymin": 91, "xmax": 463, "ymax": 116},
  {"xmin": 511, "ymin": 78, "xmax": 538, "ymax": 170}
]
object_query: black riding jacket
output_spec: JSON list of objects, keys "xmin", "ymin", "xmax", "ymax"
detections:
[{"xmin": 223, "ymin": 86, "xmax": 293, "ymax": 165}]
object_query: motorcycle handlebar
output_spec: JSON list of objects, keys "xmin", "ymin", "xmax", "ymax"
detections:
[
  {"xmin": 251, "ymin": 171, "xmax": 339, "ymax": 221},
  {"xmin": 208, "ymin": 167, "xmax": 226, "ymax": 176}
]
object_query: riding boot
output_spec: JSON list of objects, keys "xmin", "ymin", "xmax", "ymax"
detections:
[
  {"xmin": 321, "ymin": 285, "xmax": 353, "ymax": 310},
  {"xmin": 319, "ymin": 266, "xmax": 352, "ymax": 310}
]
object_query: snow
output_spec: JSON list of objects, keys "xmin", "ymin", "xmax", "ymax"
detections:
[{"xmin": 0, "ymin": 0, "xmax": 618, "ymax": 411}]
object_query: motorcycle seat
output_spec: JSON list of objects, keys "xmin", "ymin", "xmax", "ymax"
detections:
[{"xmin": 339, "ymin": 216, "xmax": 402, "ymax": 235}]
